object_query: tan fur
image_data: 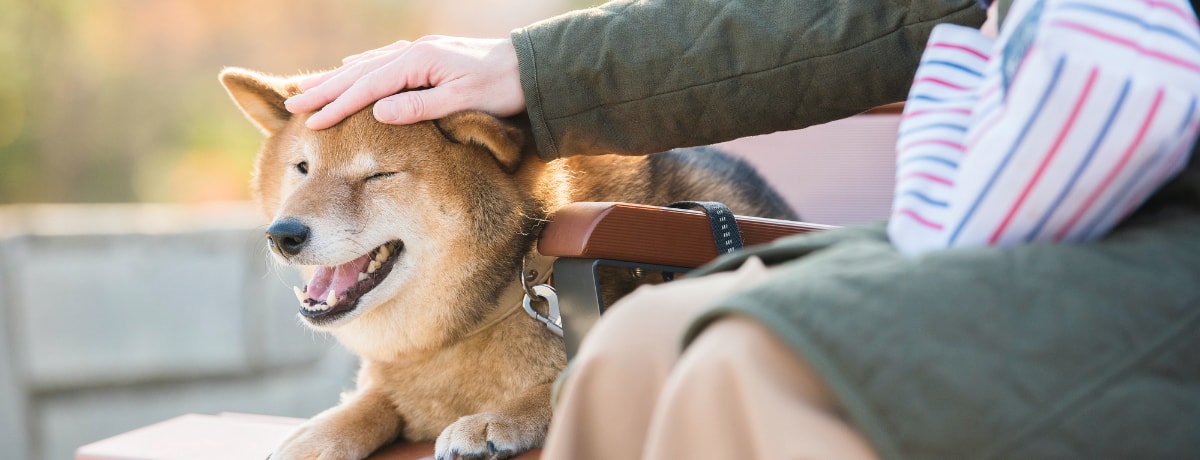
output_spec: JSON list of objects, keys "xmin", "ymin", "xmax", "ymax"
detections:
[{"xmin": 220, "ymin": 67, "xmax": 794, "ymax": 460}]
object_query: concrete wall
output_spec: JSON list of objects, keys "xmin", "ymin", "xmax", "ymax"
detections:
[{"xmin": 0, "ymin": 203, "xmax": 357, "ymax": 460}]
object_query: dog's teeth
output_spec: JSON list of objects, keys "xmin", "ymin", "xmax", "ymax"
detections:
[
  {"xmin": 293, "ymin": 286, "xmax": 309, "ymax": 303},
  {"xmin": 358, "ymin": 272, "xmax": 369, "ymax": 282},
  {"xmin": 377, "ymin": 245, "xmax": 391, "ymax": 261},
  {"xmin": 326, "ymin": 291, "xmax": 339, "ymax": 307},
  {"xmin": 368, "ymin": 260, "xmax": 382, "ymax": 274}
]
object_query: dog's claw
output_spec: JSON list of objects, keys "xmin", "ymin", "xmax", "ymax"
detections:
[{"xmin": 487, "ymin": 440, "xmax": 497, "ymax": 455}]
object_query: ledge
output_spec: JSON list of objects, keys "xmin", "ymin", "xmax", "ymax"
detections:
[{"xmin": 75, "ymin": 413, "xmax": 542, "ymax": 460}]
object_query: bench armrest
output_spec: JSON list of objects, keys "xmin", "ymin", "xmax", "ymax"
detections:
[{"xmin": 539, "ymin": 202, "xmax": 832, "ymax": 268}]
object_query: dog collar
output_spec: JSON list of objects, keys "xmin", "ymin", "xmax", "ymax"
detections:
[
  {"xmin": 520, "ymin": 252, "xmax": 561, "ymax": 336},
  {"xmin": 459, "ymin": 251, "xmax": 557, "ymax": 340}
]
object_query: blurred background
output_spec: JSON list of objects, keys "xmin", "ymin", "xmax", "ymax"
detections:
[
  {"xmin": 0, "ymin": 0, "xmax": 901, "ymax": 459},
  {"xmin": 0, "ymin": 1, "xmax": 591, "ymax": 459},
  {"xmin": 0, "ymin": 0, "xmax": 582, "ymax": 204}
]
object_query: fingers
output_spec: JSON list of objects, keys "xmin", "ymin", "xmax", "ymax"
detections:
[
  {"xmin": 287, "ymin": 52, "xmax": 398, "ymax": 124},
  {"xmin": 373, "ymin": 86, "xmax": 457, "ymax": 125},
  {"xmin": 283, "ymin": 36, "xmax": 524, "ymax": 130},
  {"xmin": 297, "ymin": 69, "xmax": 337, "ymax": 92},
  {"xmin": 289, "ymin": 41, "xmax": 445, "ymax": 129},
  {"xmin": 301, "ymin": 65, "xmax": 414, "ymax": 130},
  {"xmin": 292, "ymin": 41, "xmax": 412, "ymax": 104},
  {"xmin": 288, "ymin": 64, "xmax": 365, "ymax": 113},
  {"xmin": 341, "ymin": 40, "xmax": 411, "ymax": 65}
]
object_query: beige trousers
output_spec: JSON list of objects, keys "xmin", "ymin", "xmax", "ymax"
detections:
[{"xmin": 542, "ymin": 258, "xmax": 880, "ymax": 460}]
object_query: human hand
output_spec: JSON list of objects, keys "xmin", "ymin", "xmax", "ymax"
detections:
[{"xmin": 285, "ymin": 36, "xmax": 525, "ymax": 130}]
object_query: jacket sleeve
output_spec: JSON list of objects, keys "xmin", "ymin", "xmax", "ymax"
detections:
[{"xmin": 510, "ymin": 0, "xmax": 986, "ymax": 160}]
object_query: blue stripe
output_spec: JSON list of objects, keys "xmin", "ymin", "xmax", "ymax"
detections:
[
  {"xmin": 921, "ymin": 60, "xmax": 985, "ymax": 78},
  {"xmin": 899, "ymin": 122, "xmax": 969, "ymax": 136},
  {"xmin": 911, "ymin": 94, "xmax": 978, "ymax": 103},
  {"xmin": 1078, "ymin": 147, "xmax": 1159, "ymax": 240},
  {"xmin": 898, "ymin": 154, "xmax": 960, "ymax": 169},
  {"xmin": 971, "ymin": 101, "xmax": 1004, "ymax": 127},
  {"xmin": 1059, "ymin": 2, "xmax": 1200, "ymax": 53},
  {"xmin": 1023, "ymin": 79, "xmax": 1131, "ymax": 242},
  {"xmin": 1081, "ymin": 95, "xmax": 1199, "ymax": 239},
  {"xmin": 912, "ymin": 94, "xmax": 945, "ymax": 102},
  {"xmin": 1178, "ymin": 95, "xmax": 1197, "ymax": 133},
  {"xmin": 948, "ymin": 55, "xmax": 1067, "ymax": 245},
  {"xmin": 900, "ymin": 190, "xmax": 950, "ymax": 207}
]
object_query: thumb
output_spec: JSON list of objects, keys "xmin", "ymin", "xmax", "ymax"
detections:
[{"xmin": 373, "ymin": 87, "xmax": 458, "ymax": 125}]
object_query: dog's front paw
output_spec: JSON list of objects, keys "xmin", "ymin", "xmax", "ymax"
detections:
[
  {"xmin": 270, "ymin": 419, "xmax": 374, "ymax": 460},
  {"xmin": 434, "ymin": 412, "xmax": 545, "ymax": 460}
]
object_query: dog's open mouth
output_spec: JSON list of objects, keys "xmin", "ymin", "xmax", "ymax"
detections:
[{"xmin": 293, "ymin": 240, "xmax": 403, "ymax": 321}]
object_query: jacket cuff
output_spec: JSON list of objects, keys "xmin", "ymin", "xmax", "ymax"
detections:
[{"xmin": 511, "ymin": 28, "xmax": 562, "ymax": 161}]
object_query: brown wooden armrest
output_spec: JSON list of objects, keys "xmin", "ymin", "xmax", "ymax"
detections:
[
  {"xmin": 539, "ymin": 202, "xmax": 833, "ymax": 269},
  {"xmin": 862, "ymin": 101, "xmax": 905, "ymax": 115}
]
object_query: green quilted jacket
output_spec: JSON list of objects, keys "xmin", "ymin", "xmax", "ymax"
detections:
[
  {"xmin": 512, "ymin": 0, "xmax": 987, "ymax": 159},
  {"xmin": 513, "ymin": 1, "xmax": 1200, "ymax": 458}
]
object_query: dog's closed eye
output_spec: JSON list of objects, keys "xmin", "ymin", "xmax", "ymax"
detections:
[{"xmin": 366, "ymin": 172, "xmax": 396, "ymax": 182}]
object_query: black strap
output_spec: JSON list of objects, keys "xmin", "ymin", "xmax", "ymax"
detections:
[{"xmin": 666, "ymin": 201, "xmax": 744, "ymax": 255}]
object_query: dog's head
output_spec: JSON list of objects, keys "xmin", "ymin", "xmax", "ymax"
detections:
[{"xmin": 219, "ymin": 68, "xmax": 553, "ymax": 351}]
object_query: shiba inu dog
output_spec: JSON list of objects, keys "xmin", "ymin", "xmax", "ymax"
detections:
[{"xmin": 220, "ymin": 68, "xmax": 796, "ymax": 460}]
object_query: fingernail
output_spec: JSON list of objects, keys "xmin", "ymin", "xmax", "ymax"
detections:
[
  {"xmin": 376, "ymin": 100, "xmax": 399, "ymax": 122},
  {"xmin": 284, "ymin": 96, "xmax": 299, "ymax": 111}
]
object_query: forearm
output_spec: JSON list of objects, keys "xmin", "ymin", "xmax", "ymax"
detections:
[{"xmin": 512, "ymin": 0, "xmax": 986, "ymax": 160}]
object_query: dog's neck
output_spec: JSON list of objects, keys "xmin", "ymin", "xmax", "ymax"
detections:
[{"xmin": 460, "ymin": 251, "xmax": 557, "ymax": 340}]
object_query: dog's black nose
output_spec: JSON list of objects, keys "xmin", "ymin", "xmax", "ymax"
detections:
[{"xmin": 266, "ymin": 218, "xmax": 310, "ymax": 257}]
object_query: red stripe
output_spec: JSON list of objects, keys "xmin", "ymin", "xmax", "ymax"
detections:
[
  {"xmin": 964, "ymin": 44, "xmax": 1038, "ymax": 149},
  {"xmin": 1052, "ymin": 20, "xmax": 1200, "ymax": 73},
  {"xmin": 1111, "ymin": 163, "xmax": 1166, "ymax": 229},
  {"xmin": 900, "ymin": 138, "xmax": 966, "ymax": 153},
  {"xmin": 913, "ymin": 76, "xmax": 972, "ymax": 91},
  {"xmin": 965, "ymin": 107, "xmax": 1008, "ymax": 149},
  {"xmin": 895, "ymin": 208, "xmax": 945, "ymax": 230},
  {"xmin": 926, "ymin": 42, "xmax": 990, "ymax": 60},
  {"xmin": 1113, "ymin": 123, "xmax": 1200, "ymax": 217},
  {"xmin": 1054, "ymin": 88, "xmax": 1166, "ymax": 242},
  {"xmin": 978, "ymin": 82, "xmax": 1001, "ymax": 102},
  {"xmin": 898, "ymin": 171, "xmax": 955, "ymax": 186},
  {"xmin": 903, "ymin": 107, "xmax": 972, "ymax": 119},
  {"xmin": 1143, "ymin": 0, "xmax": 1200, "ymax": 26},
  {"xmin": 988, "ymin": 67, "xmax": 1099, "ymax": 244}
]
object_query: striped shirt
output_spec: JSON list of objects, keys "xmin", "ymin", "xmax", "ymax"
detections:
[{"xmin": 889, "ymin": 0, "xmax": 1200, "ymax": 256}]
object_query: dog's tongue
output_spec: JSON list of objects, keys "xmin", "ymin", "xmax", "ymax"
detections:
[{"xmin": 305, "ymin": 253, "xmax": 372, "ymax": 302}]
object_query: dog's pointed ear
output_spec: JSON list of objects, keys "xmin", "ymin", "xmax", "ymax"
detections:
[
  {"xmin": 219, "ymin": 67, "xmax": 299, "ymax": 136},
  {"xmin": 435, "ymin": 111, "xmax": 529, "ymax": 173}
]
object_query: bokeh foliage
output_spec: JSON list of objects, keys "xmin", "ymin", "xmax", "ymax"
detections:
[{"xmin": 0, "ymin": 0, "xmax": 582, "ymax": 204}]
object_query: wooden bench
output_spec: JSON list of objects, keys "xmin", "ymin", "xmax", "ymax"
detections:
[{"xmin": 75, "ymin": 413, "xmax": 541, "ymax": 460}]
